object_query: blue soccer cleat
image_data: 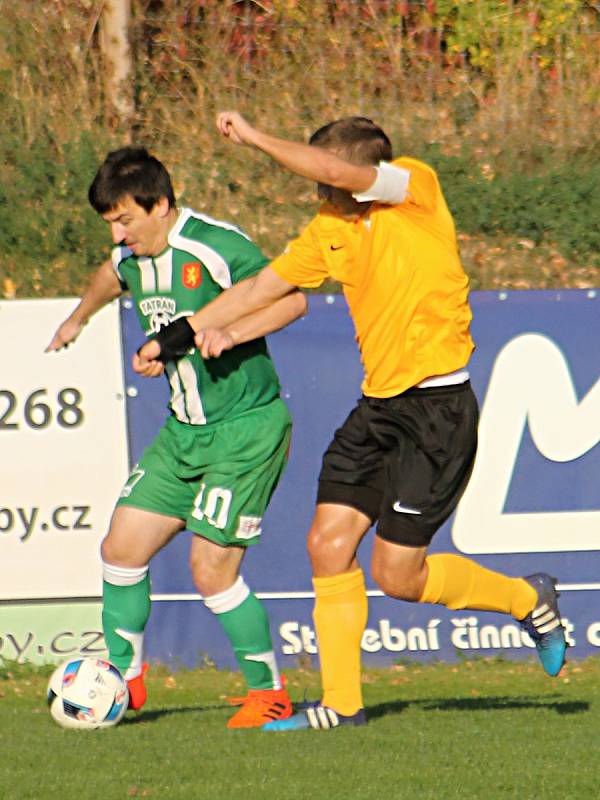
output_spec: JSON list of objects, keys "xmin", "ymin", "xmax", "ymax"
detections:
[
  {"xmin": 519, "ymin": 573, "xmax": 567, "ymax": 677},
  {"xmin": 263, "ymin": 702, "xmax": 367, "ymax": 731}
]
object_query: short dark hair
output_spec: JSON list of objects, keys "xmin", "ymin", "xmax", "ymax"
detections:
[
  {"xmin": 309, "ymin": 117, "xmax": 393, "ymax": 165},
  {"xmin": 88, "ymin": 146, "xmax": 176, "ymax": 214}
]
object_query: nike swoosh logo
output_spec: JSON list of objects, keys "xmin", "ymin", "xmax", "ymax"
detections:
[
  {"xmin": 392, "ymin": 501, "xmax": 422, "ymax": 515},
  {"xmin": 330, "ymin": 245, "xmax": 345, "ymax": 251}
]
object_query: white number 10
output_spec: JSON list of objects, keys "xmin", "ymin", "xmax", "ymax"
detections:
[{"xmin": 191, "ymin": 484, "xmax": 232, "ymax": 530}]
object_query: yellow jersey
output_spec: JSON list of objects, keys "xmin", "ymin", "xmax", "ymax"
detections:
[{"xmin": 269, "ymin": 157, "xmax": 475, "ymax": 398}]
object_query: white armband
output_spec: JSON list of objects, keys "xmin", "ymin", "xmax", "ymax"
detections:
[{"xmin": 352, "ymin": 161, "xmax": 410, "ymax": 205}]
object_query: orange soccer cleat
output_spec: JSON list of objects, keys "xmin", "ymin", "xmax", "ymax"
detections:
[
  {"xmin": 226, "ymin": 685, "xmax": 293, "ymax": 729},
  {"xmin": 126, "ymin": 662, "xmax": 149, "ymax": 711}
]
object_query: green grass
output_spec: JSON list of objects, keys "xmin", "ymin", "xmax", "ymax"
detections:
[{"xmin": 1, "ymin": 658, "xmax": 598, "ymax": 800}]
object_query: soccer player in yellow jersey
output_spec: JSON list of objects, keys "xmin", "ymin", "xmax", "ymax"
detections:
[{"xmin": 140, "ymin": 112, "xmax": 567, "ymax": 730}]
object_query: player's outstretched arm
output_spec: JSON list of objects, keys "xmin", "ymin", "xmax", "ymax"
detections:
[
  {"xmin": 139, "ymin": 266, "xmax": 295, "ymax": 362},
  {"xmin": 45, "ymin": 259, "xmax": 122, "ymax": 352},
  {"xmin": 216, "ymin": 111, "xmax": 377, "ymax": 194},
  {"xmin": 196, "ymin": 289, "xmax": 307, "ymax": 358}
]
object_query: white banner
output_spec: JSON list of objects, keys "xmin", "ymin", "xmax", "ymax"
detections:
[
  {"xmin": 452, "ymin": 333, "xmax": 600, "ymax": 554},
  {"xmin": 0, "ymin": 299, "xmax": 129, "ymax": 599}
]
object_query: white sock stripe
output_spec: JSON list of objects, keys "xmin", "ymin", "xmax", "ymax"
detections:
[
  {"xmin": 243, "ymin": 651, "xmax": 281, "ymax": 690},
  {"xmin": 102, "ymin": 561, "xmax": 149, "ymax": 587},
  {"xmin": 203, "ymin": 575, "xmax": 251, "ymax": 614},
  {"xmin": 115, "ymin": 628, "xmax": 145, "ymax": 680}
]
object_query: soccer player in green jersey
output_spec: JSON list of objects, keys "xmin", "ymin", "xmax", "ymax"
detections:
[{"xmin": 46, "ymin": 146, "xmax": 306, "ymax": 728}]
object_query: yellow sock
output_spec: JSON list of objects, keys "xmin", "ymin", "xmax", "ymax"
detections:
[
  {"xmin": 313, "ymin": 568, "xmax": 368, "ymax": 716},
  {"xmin": 419, "ymin": 554, "xmax": 537, "ymax": 620}
]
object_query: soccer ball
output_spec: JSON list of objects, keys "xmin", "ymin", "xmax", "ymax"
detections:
[{"xmin": 47, "ymin": 657, "xmax": 129, "ymax": 730}]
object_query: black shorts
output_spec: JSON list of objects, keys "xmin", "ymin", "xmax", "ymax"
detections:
[{"xmin": 317, "ymin": 382, "xmax": 479, "ymax": 547}]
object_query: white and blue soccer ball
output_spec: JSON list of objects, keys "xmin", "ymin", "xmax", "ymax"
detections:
[{"xmin": 47, "ymin": 657, "xmax": 129, "ymax": 730}]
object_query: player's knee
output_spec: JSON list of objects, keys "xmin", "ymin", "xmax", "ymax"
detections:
[
  {"xmin": 100, "ymin": 535, "xmax": 120, "ymax": 564},
  {"xmin": 372, "ymin": 562, "xmax": 423, "ymax": 602},
  {"xmin": 307, "ymin": 528, "xmax": 328, "ymax": 571},
  {"xmin": 307, "ymin": 526, "xmax": 351, "ymax": 573},
  {"xmin": 189, "ymin": 542, "xmax": 243, "ymax": 597},
  {"xmin": 192, "ymin": 568, "xmax": 237, "ymax": 597},
  {"xmin": 100, "ymin": 532, "xmax": 142, "ymax": 568}
]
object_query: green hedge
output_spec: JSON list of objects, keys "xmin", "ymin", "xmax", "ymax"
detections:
[
  {"xmin": 1, "ymin": 132, "xmax": 598, "ymax": 297},
  {"xmin": 0, "ymin": 133, "xmax": 112, "ymax": 297},
  {"xmin": 423, "ymin": 145, "xmax": 600, "ymax": 268}
]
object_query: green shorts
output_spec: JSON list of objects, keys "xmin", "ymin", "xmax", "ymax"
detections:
[{"xmin": 117, "ymin": 398, "xmax": 292, "ymax": 547}]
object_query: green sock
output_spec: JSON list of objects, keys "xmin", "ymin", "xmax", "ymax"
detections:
[
  {"xmin": 217, "ymin": 592, "xmax": 279, "ymax": 690},
  {"xmin": 102, "ymin": 573, "xmax": 151, "ymax": 678}
]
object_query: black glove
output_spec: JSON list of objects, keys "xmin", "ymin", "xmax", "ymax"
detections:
[{"xmin": 143, "ymin": 317, "xmax": 196, "ymax": 363}]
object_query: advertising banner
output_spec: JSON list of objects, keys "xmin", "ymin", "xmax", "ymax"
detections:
[
  {"xmin": 1, "ymin": 291, "xmax": 598, "ymax": 670},
  {"xmin": 0, "ymin": 299, "xmax": 129, "ymax": 601},
  {"xmin": 0, "ymin": 602, "xmax": 105, "ymax": 665}
]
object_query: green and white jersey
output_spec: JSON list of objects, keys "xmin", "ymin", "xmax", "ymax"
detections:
[{"xmin": 112, "ymin": 207, "xmax": 281, "ymax": 425}]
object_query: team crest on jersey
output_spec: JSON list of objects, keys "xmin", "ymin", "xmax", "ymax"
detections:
[
  {"xmin": 139, "ymin": 296, "xmax": 177, "ymax": 333},
  {"xmin": 183, "ymin": 262, "xmax": 202, "ymax": 289}
]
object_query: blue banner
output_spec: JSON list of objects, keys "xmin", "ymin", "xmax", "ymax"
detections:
[{"xmin": 119, "ymin": 289, "xmax": 600, "ymax": 670}]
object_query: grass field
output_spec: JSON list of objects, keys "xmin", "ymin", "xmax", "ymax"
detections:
[{"xmin": 1, "ymin": 657, "xmax": 598, "ymax": 800}]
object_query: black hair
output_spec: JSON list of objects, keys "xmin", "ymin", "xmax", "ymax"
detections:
[
  {"xmin": 88, "ymin": 146, "xmax": 176, "ymax": 213},
  {"xmin": 309, "ymin": 117, "xmax": 393, "ymax": 165}
]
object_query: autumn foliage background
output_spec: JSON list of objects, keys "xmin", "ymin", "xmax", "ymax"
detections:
[{"xmin": 1, "ymin": 0, "xmax": 599, "ymax": 297}]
